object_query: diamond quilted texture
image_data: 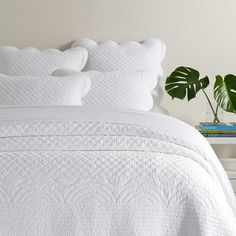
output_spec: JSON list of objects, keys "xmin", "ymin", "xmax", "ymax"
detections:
[
  {"xmin": 0, "ymin": 46, "xmax": 88, "ymax": 76},
  {"xmin": 0, "ymin": 74, "xmax": 90, "ymax": 105},
  {"xmin": 81, "ymin": 71, "xmax": 157, "ymax": 111},
  {"xmin": 70, "ymin": 38, "xmax": 166, "ymax": 112},
  {"xmin": 72, "ymin": 38, "xmax": 165, "ymax": 74},
  {"xmin": 0, "ymin": 117, "xmax": 235, "ymax": 235}
]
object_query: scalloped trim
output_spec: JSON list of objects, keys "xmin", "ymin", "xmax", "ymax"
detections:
[
  {"xmin": 71, "ymin": 38, "xmax": 166, "ymax": 62},
  {"xmin": 0, "ymin": 46, "xmax": 88, "ymax": 74},
  {"xmin": 0, "ymin": 45, "xmax": 86, "ymax": 54},
  {"xmin": 72, "ymin": 38, "xmax": 165, "ymax": 49}
]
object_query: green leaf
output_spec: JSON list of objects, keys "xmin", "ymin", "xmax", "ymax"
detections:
[
  {"xmin": 214, "ymin": 74, "xmax": 236, "ymax": 113},
  {"xmin": 165, "ymin": 67, "xmax": 209, "ymax": 101}
]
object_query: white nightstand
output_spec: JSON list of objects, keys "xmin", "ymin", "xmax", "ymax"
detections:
[
  {"xmin": 206, "ymin": 137, "xmax": 236, "ymax": 145},
  {"xmin": 205, "ymin": 137, "xmax": 236, "ymax": 194}
]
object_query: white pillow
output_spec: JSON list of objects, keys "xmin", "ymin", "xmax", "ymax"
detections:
[
  {"xmin": 71, "ymin": 38, "xmax": 166, "ymax": 112},
  {"xmin": 0, "ymin": 46, "xmax": 88, "ymax": 76},
  {"xmin": 52, "ymin": 69, "xmax": 157, "ymax": 111},
  {"xmin": 0, "ymin": 74, "xmax": 90, "ymax": 106},
  {"xmin": 71, "ymin": 38, "xmax": 166, "ymax": 75}
]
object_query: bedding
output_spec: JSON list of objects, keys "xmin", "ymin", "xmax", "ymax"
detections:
[
  {"xmin": 0, "ymin": 74, "xmax": 90, "ymax": 106},
  {"xmin": 71, "ymin": 38, "xmax": 167, "ymax": 112},
  {"xmin": 0, "ymin": 106, "xmax": 235, "ymax": 235},
  {"xmin": 71, "ymin": 38, "xmax": 165, "ymax": 75},
  {"xmin": 0, "ymin": 46, "xmax": 88, "ymax": 76},
  {"xmin": 53, "ymin": 69, "xmax": 157, "ymax": 111}
]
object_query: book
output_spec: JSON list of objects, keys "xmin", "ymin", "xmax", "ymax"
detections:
[
  {"xmin": 200, "ymin": 122, "xmax": 226, "ymax": 126},
  {"xmin": 196, "ymin": 125, "xmax": 236, "ymax": 138},
  {"xmin": 199, "ymin": 122, "xmax": 236, "ymax": 131},
  {"xmin": 197, "ymin": 129, "xmax": 236, "ymax": 134},
  {"xmin": 202, "ymin": 133, "xmax": 236, "ymax": 137}
]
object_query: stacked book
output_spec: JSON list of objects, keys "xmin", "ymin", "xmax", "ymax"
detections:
[{"xmin": 196, "ymin": 122, "xmax": 236, "ymax": 137}]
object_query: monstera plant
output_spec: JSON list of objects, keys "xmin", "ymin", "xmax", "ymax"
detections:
[{"xmin": 165, "ymin": 67, "xmax": 236, "ymax": 123}]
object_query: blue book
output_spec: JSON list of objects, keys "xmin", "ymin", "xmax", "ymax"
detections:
[{"xmin": 200, "ymin": 122, "xmax": 236, "ymax": 131}]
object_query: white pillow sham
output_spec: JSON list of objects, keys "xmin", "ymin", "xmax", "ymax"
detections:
[
  {"xmin": 0, "ymin": 74, "xmax": 90, "ymax": 106},
  {"xmin": 71, "ymin": 38, "xmax": 166, "ymax": 112},
  {"xmin": 0, "ymin": 46, "xmax": 88, "ymax": 76},
  {"xmin": 52, "ymin": 69, "xmax": 157, "ymax": 111},
  {"xmin": 71, "ymin": 38, "xmax": 166, "ymax": 75}
]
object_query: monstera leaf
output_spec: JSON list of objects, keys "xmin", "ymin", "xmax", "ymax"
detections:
[
  {"xmin": 214, "ymin": 74, "xmax": 236, "ymax": 113},
  {"xmin": 165, "ymin": 67, "xmax": 209, "ymax": 101}
]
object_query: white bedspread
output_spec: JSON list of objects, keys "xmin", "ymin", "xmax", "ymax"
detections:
[{"xmin": 0, "ymin": 106, "xmax": 235, "ymax": 236}]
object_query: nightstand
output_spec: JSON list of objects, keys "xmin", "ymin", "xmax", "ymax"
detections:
[
  {"xmin": 205, "ymin": 137, "xmax": 236, "ymax": 195},
  {"xmin": 227, "ymin": 172, "xmax": 236, "ymax": 195},
  {"xmin": 206, "ymin": 137, "xmax": 236, "ymax": 145}
]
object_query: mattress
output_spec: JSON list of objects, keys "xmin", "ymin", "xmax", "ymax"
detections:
[{"xmin": 0, "ymin": 106, "xmax": 235, "ymax": 236}]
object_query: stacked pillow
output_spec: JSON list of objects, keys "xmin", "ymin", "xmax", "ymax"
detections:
[
  {"xmin": 0, "ymin": 74, "xmax": 90, "ymax": 106},
  {"xmin": 68, "ymin": 38, "xmax": 165, "ymax": 111},
  {"xmin": 0, "ymin": 39, "xmax": 166, "ymax": 110},
  {"xmin": 0, "ymin": 46, "xmax": 88, "ymax": 75},
  {"xmin": 0, "ymin": 46, "xmax": 90, "ymax": 106},
  {"xmin": 53, "ymin": 69, "xmax": 157, "ymax": 111},
  {"xmin": 72, "ymin": 38, "xmax": 165, "ymax": 73}
]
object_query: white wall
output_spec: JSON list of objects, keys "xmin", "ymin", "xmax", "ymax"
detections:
[{"xmin": 0, "ymin": 0, "xmax": 236, "ymax": 156}]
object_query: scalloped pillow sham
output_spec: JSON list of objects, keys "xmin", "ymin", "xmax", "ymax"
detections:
[
  {"xmin": 71, "ymin": 38, "xmax": 166, "ymax": 75},
  {"xmin": 52, "ymin": 69, "xmax": 157, "ymax": 111},
  {"xmin": 71, "ymin": 38, "xmax": 166, "ymax": 112},
  {"xmin": 0, "ymin": 46, "xmax": 88, "ymax": 76},
  {"xmin": 0, "ymin": 74, "xmax": 90, "ymax": 106}
]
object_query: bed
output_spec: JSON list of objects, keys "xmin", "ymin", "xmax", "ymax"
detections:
[
  {"xmin": 0, "ymin": 39, "xmax": 235, "ymax": 235},
  {"xmin": 0, "ymin": 106, "xmax": 236, "ymax": 235}
]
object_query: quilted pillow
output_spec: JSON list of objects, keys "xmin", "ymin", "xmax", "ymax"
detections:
[
  {"xmin": 0, "ymin": 74, "xmax": 90, "ymax": 106},
  {"xmin": 71, "ymin": 38, "xmax": 167, "ymax": 112},
  {"xmin": 52, "ymin": 69, "xmax": 157, "ymax": 111},
  {"xmin": 0, "ymin": 46, "xmax": 88, "ymax": 76},
  {"xmin": 71, "ymin": 38, "xmax": 166, "ymax": 75}
]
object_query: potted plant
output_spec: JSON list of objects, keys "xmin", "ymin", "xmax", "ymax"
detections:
[{"xmin": 165, "ymin": 67, "xmax": 236, "ymax": 123}]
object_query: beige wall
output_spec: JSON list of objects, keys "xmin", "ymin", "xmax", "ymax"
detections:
[{"xmin": 0, "ymin": 0, "xmax": 236, "ymax": 157}]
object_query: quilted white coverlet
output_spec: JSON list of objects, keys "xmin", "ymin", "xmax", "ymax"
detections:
[{"xmin": 0, "ymin": 106, "xmax": 236, "ymax": 236}]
